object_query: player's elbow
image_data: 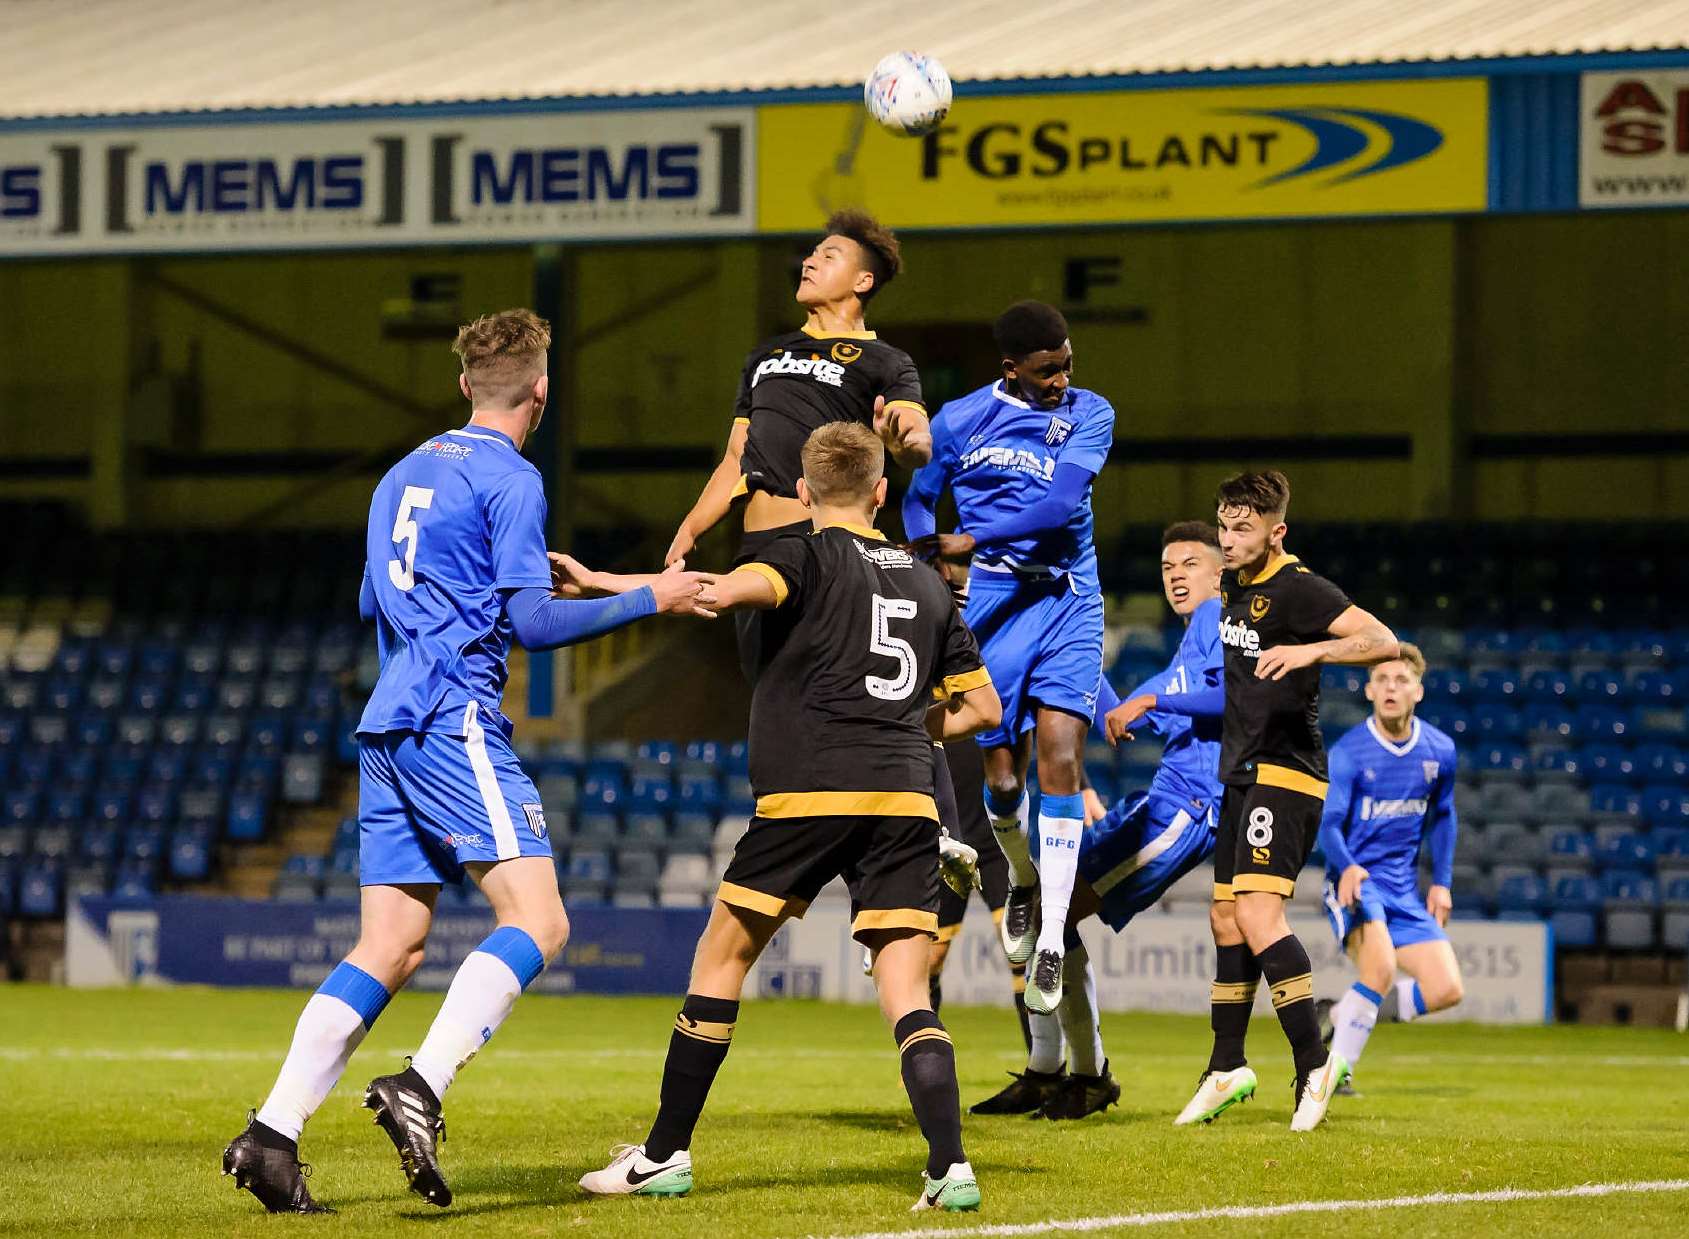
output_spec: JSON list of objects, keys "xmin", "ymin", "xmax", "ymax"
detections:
[{"xmin": 1368, "ymin": 622, "xmax": 1400, "ymax": 664}]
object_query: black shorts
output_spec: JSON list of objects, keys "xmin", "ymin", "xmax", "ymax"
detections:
[
  {"xmin": 936, "ymin": 738, "xmax": 1008, "ymax": 940},
  {"xmin": 732, "ymin": 521, "xmax": 810, "ymax": 684},
  {"xmin": 1213, "ymin": 778, "xmax": 1324, "ymax": 901},
  {"xmin": 718, "ymin": 814, "xmax": 940, "ymax": 941}
]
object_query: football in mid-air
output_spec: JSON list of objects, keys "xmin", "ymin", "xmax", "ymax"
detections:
[{"xmin": 863, "ymin": 51, "xmax": 952, "ymax": 137}]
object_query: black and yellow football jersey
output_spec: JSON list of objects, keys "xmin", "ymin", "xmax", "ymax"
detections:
[
  {"xmin": 734, "ymin": 327, "xmax": 924, "ymax": 500},
  {"xmin": 732, "ymin": 522, "xmax": 989, "ymax": 820},
  {"xmin": 1218, "ymin": 553, "xmax": 1352, "ymax": 791}
]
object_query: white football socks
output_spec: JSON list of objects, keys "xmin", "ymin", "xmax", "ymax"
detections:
[
  {"xmin": 1330, "ymin": 981, "xmax": 1382, "ymax": 1067},
  {"xmin": 410, "ymin": 927, "xmax": 546, "ymax": 1101},
  {"xmin": 1034, "ymin": 793, "xmax": 1085, "ymax": 958},
  {"xmin": 256, "ymin": 963, "xmax": 391, "ymax": 1142},
  {"xmin": 1056, "ymin": 946, "xmax": 1104, "ymax": 1076},
  {"xmin": 987, "ymin": 789, "xmax": 1037, "ymax": 887}
]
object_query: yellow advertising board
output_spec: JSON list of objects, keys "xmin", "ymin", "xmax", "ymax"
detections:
[{"xmin": 758, "ymin": 78, "xmax": 1488, "ymax": 231}]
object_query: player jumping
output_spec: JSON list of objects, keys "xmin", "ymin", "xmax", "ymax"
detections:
[
  {"xmin": 221, "ymin": 310, "xmax": 710, "ymax": 1214},
  {"xmin": 1315, "ymin": 642, "xmax": 1464, "ymax": 1093},
  {"xmin": 975, "ymin": 521, "xmax": 1226, "ymax": 1118},
  {"xmin": 905, "ymin": 300, "xmax": 1116, "ymax": 1016},
  {"xmin": 581, "ymin": 423, "xmax": 1001, "ymax": 1213},
  {"xmin": 1175, "ymin": 470, "xmax": 1398, "ymax": 1133}
]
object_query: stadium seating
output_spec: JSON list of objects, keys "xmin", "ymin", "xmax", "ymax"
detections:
[{"xmin": 3, "ymin": 508, "xmax": 1686, "ymax": 962}]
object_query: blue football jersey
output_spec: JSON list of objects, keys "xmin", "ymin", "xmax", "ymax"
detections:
[
  {"xmin": 357, "ymin": 425, "xmax": 553, "ymax": 741},
  {"xmin": 911, "ymin": 381, "xmax": 1115, "ymax": 594},
  {"xmin": 1123, "ymin": 598, "xmax": 1224, "ymax": 812},
  {"xmin": 1320, "ymin": 717, "xmax": 1460, "ymax": 894}
]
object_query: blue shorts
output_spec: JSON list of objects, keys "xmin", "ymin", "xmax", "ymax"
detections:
[
  {"xmin": 1323, "ymin": 876, "xmax": 1448, "ymax": 950},
  {"xmin": 1030, "ymin": 790, "xmax": 1217, "ymax": 932},
  {"xmin": 964, "ymin": 576, "xmax": 1104, "ymax": 750},
  {"xmin": 358, "ymin": 703, "xmax": 552, "ymax": 886}
]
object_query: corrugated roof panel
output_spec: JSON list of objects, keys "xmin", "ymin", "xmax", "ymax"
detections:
[{"xmin": 2, "ymin": 0, "xmax": 1686, "ymax": 119}]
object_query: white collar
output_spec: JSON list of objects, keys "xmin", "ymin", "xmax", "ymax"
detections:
[
  {"xmin": 1366, "ymin": 716, "xmax": 1420, "ymax": 757},
  {"xmin": 990, "ymin": 380, "xmax": 1033, "ymax": 410}
]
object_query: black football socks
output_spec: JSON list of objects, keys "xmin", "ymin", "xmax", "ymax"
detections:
[{"xmin": 644, "ymin": 994, "xmax": 739, "ymax": 1161}]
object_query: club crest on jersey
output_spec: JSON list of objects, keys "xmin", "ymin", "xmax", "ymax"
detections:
[
  {"xmin": 830, "ymin": 341, "xmax": 863, "ymax": 364},
  {"xmin": 1045, "ymin": 415, "xmax": 1073, "ymax": 446},
  {"xmin": 1422, "ymin": 761, "xmax": 1440, "ymax": 783},
  {"xmin": 1249, "ymin": 594, "xmax": 1271, "ymax": 621},
  {"xmin": 521, "ymin": 803, "xmax": 547, "ymax": 840}
]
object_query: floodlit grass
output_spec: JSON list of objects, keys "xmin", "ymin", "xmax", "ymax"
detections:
[{"xmin": 3, "ymin": 985, "xmax": 1686, "ymax": 1237}]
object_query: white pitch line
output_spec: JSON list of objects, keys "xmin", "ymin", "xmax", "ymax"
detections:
[{"xmin": 821, "ymin": 1179, "xmax": 1689, "ymax": 1239}]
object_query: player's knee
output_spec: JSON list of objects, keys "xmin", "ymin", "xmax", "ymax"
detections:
[
  {"xmin": 1209, "ymin": 901, "xmax": 1242, "ymax": 944},
  {"xmin": 985, "ymin": 772, "xmax": 1025, "ymax": 807},
  {"xmin": 1356, "ymin": 956, "xmax": 1394, "ymax": 994},
  {"xmin": 929, "ymin": 938, "xmax": 952, "ymax": 977},
  {"xmin": 1424, "ymin": 974, "xmax": 1464, "ymax": 1011},
  {"xmin": 1232, "ymin": 898, "xmax": 1285, "ymax": 950},
  {"xmin": 527, "ymin": 903, "xmax": 570, "ymax": 962}
]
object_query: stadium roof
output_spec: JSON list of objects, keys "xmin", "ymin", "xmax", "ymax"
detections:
[{"xmin": 4, "ymin": 0, "xmax": 1688, "ymax": 120}]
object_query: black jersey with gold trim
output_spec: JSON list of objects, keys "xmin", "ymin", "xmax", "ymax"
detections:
[
  {"xmin": 734, "ymin": 523, "xmax": 987, "ymax": 819},
  {"xmin": 735, "ymin": 326, "xmax": 924, "ymax": 500},
  {"xmin": 1218, "ymin": 553, "xmax": 1352, "ymax": 790}
]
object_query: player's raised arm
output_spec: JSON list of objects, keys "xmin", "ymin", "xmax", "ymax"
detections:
[
  {"xmin": 667, "ymin": 416, "xmax": 751, "ymax": 566},
  {"xmin": 1255, "ymin": 604, "xmax": 1399, "ymax": 681}
]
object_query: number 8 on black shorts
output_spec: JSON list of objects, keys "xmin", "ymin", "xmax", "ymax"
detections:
[{"xmin": 1212, "ymin": 775, "xmax": 1325, "ymax": 901}]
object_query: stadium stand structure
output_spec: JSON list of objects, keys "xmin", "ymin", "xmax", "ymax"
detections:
[{"xmin": 1, "ymin": 505, "xmax": 1684, "ymax": 1015}]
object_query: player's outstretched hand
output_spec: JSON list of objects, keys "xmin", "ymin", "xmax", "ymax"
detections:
[
  {"xmin": 873, "ymin": 394, "xmax": 933, "ymax": 462},
  {"xmin": 1104, "ymin": 693, "xmax": 1156, "ymax": 746},
  {"xmin": 1254, "ymin": 643, "xmax": 1320, "ymax": 681},
  {"xmin": 1426, "ymin": 883, "xmax": 1452, "ymax": 927},
  {"xmin": 907, "ymin": 531, "xmax": 976, "ymax": 564},
  {"xmin": 1337, "ymin": 863, "xmax": 1370, "ymax": 909},
  {"xmin": 649, "ymin": 561, "xmax": 717, "ymax": 619},
  {"xmin": 548, "ymin": 552, "xmax": 606, "ymax": 598},
  {"xmin": 1082, "ymin": 787, "xmax": 1108, "ymax": 826},
  {"xmin": 664, "ymin": 525, "xmax": 695, "ymax": 567}
]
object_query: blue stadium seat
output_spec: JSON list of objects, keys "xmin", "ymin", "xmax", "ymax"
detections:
[
  {"xmin": 677, "ymin": 774, "xmax": 723, "ymax": 816},
  {"xmin": 566, "ymin": 849, "xmax": 612, "ymax": 884},
  {"xmin": 1521, "ymin": 704, "xmax": 1576, "ymax": 740},
  {"xmin": 1471, "ymin": 704, "xmax": 1523, "ymax": 741},
  {"xmin": 1628, "ymin": 670, "xmax": 1681, "ymax": 705},
  {"xmin": 16, "ymin": 859, "xmax": 63, "ymax": 919},
  {"xmin": 628, "ymin": 777, "xmax": 675, "ymax": 815},
  {"xmin": 723, "ymin": 741, "xmax": 750, "ymax": 777},
  {"xmin": 226, "ymin": 792, "xmax": 270, "ymax": 842},
  {"xmin": 78, "ymin": 823, "xmax": 121, "ymax": 865},
  {"xmin": 1546, "ymin": 830, "xmax": 1595, "ymax": 870},
  {"xmin": 1576, "ymin": 705, "xmax": 1631, "ymax": 743},
  {"xmin": 1635, "ymin": 743, "xmax": 1689, "ymax": 786},
  {"xmin": 46, "ymin": 789, "xmax": 86, "ymax": 825},
  {"xmin": 1594, "ymin": 830, "xmax": 1656, "ymax": 872},
  {"xmin": 1575, "ymin": 670, "xmax": 1628, "ymax": 705},
  {"xmin": 1643, "ymin": 785, "xmax": 1689, "ymax": 830},
  {"xmin": 1634, "ymin": 706, "xmax": 1687, "ymax": 740},
  {"xmin": 1492, "ymin": 871, "xmax": 1547, "ymax": 916},
  {"xmin": 168, "ymin": 826, "xmax": 213, "ymax": 882},
  {"xmin": 123, "ymin": 824, "xmax": 166, "ymax": 864},
  {"xmin": 1589, "ymin": 783, "xmax": 1642, "ymax": 821},
  {"xmin": 635, "ymin": 740, "xmax": 680, "ymax": 768},
  {"xmin": 1582, "ymin": 743, "xmax": 1637, "ymax": 784},
  {"xmin": 1654, "ymin": 826, "xmax": 1689, "ymax": 864},
  {"xmin": 1471, "ymin": 667, "xmax": 1521, "ymax": 704},
  {"xmin": 111, "ymin": 863, "xmax": 157, "ymax": 902},
  {"xmin": 1422, "ymin": 669, "xmax": 1468, "ymax": 702},
  {"xmin": 1418, "ymin": 704, "xmax": 1471, "ymax": 739},
  {"xmin": 682, "ymin": 739, "xmax": 725, "ymax": 768},
  {"xmin": 1602, "ymin": 872, "xmax": 1659, "ymax": 950},
  {"xmin": 1524, "ymin": 669, "xmax": 1573, "ymax": 702},
  {"xmin": 1474, "ymin": 742, "xmax": 1529, "ymax": 779},
  {"xmin": 623, "ymin": 815, "xmax": 669, "ymax": 847}
]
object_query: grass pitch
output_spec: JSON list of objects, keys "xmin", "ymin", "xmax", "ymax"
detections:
[{"xmin": 2, "ymin": 985, "xmax": 1686, "ymax": 1237}]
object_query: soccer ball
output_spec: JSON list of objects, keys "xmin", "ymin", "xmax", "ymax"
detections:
[{"xmin": 863, "ymin": 51, "xmax": 952, "ymax": 137}]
